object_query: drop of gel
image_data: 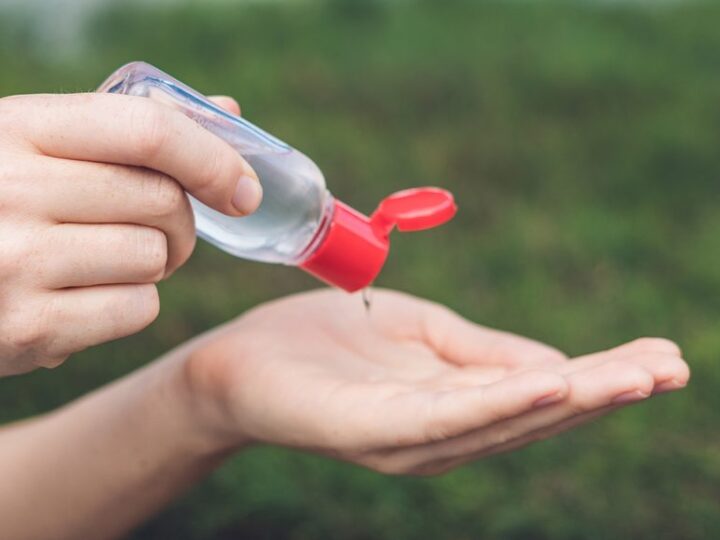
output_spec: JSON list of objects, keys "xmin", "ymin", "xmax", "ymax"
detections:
[{"xmin": 362, "ymin": 286, "xmax": 373, "ymax": 314}]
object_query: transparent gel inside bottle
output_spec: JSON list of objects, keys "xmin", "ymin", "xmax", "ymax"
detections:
[{"xmin": 98, "ymin": 61, "xmax": 332, "ymax": 265}]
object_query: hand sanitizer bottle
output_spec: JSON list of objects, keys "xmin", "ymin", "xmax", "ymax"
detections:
[{"xmin": 98, "ymin": 62, "xmax": 456, "ymax": 292}]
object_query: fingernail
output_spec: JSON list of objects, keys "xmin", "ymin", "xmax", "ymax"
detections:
[
  {"xmin": 611, "ymin": 390, "xmax": 650, "ymax": 405},
  {"xmin": 653, "ymin": 379, "xmax": 687, "ymax": 394},
  {"xmin": 232, "ymin": 175, "xmax": 263, "ymax": 215},
  {"xmin": 533, "ymin": 392, "xmax": 565, "ymax": 408}
]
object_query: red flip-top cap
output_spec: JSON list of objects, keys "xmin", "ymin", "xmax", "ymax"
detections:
[{"xmin": 300, "ymin": 187, "xmax": 457, "ymax": 292}]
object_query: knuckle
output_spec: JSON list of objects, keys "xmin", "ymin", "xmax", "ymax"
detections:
[
  {"xmin": 129, "ymin": 101, "xmax": 171, "ymax": 162},
  {"xmin": 0, "ymin": 159, "xmax": 15, "ymax": 187},
  {"xmin": 133, "ymin": 228, "xmax": 168, "ymax": 281},
  {"xmin": 195, "ymin": 144, "xmax": 240, "ymax": 195},
  {"xmin": 143, "ymin": 172, "xmax": 186, "ymax": 219},
  {"xmin": 2, "ymin": 306, "xmax": 49, "ymax": 354},
  {"xmin": 0, "ymin": 238, "xmax": 31, "ymax": 278},
  {"xmin": 0, "ymin": 164, "xmax": 33, "ymax": 219},
  {"xmin": 0, "ymin": 95, "xmax": 41, "ymax": 145},
  {"xmin": 6, "ymin": 323, "xmax": 45, "ymax": 352}
]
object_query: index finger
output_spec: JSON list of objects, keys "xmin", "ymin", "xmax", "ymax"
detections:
[{"xmin": 5, "ymin": 93, "xmax": 261, "ymax": 216}]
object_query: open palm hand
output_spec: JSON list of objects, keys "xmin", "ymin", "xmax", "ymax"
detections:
[{"xmin": 189, "ymin": 289, "xmax": 689, "ymax": 475}]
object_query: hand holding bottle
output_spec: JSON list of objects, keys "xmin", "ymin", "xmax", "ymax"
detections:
[
  {"xmin": 0, "ymin": 92, "xmax": 261, "ymax": 375},
  {"xmin": 182, "ymin": 289, "xmax": 690, "ymax": 475},
  {"xmin": 99, "ymin": 62, "xmax": 456, "ymax": 291}
]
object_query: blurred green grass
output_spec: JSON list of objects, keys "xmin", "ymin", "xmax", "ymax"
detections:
[{"xmin": 1, "ymin": 0, "xmax": 720, "ymax": 538}]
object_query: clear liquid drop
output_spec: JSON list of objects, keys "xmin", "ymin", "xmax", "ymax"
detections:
[{"xmin": 362, "ymin": 286, "xmax": 374, "ymax": 313}]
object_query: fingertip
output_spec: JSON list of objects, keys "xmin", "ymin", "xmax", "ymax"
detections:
[
  {"xmin": 133, "ymin": 283, "xmax": 161, "ymax": 329},
  {"xmin": 560, "ymin": 360, "xmax": 656, "ymax": 411},
  {"xmin": 658, "ymin": 352, "xmax": 691, "ymax": 383},
  {"xmin": 622, "ymin": 350, "xmax": 691, "ymax": 390},
  {"xmin": 619, "ymin": 337, "xmax": 682, "ymax": 357},
  {"xmin": 654, "ymin": 356, "xmax": 691, "ymax": 392},
  {"xmin": 209, "ymin": 95, "xmax": 241, "ymax": 116},
  {"xmin": 231, "ymin": 174, "xmax": 264, "ymax": 215},
  {"xmin": 681, "ymin": 360, "xmax": 692, "ymax": 385}
]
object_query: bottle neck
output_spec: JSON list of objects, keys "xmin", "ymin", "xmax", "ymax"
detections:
[{"xmin": 295, "ymin": 191, "xmax": 336, "ymax": 265}]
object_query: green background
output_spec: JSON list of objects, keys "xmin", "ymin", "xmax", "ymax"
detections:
[{"xmin": 1, "ymin": 0, "xmax": 719, "ymax": 538}]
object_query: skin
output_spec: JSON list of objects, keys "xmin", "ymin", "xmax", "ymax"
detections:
[
  {"xmin": 0, "ymin": 289, "xmax": 690, "ymax": 540},
  {"xmin": 0, "ymin": 93, "xmax": 261, "ymax": 375}
]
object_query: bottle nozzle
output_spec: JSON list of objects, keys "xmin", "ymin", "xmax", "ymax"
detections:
[{"xmin": 300, "ymin": 187, "xmax": 457, "ymax": 292}]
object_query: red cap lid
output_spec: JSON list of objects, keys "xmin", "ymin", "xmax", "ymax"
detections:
[{"xmin": 300, "ymin": 187, "xmax": 457, "ymax": 292}]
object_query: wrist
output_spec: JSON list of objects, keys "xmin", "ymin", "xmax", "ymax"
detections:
[{"xmin": 172, "ymin": 334, "xmax": 256, "ymax": 454}]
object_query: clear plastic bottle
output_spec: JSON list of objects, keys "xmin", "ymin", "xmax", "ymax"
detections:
[{"xmin": 98, "ymin": 62, "xmax": 456, "ymax": 292}]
